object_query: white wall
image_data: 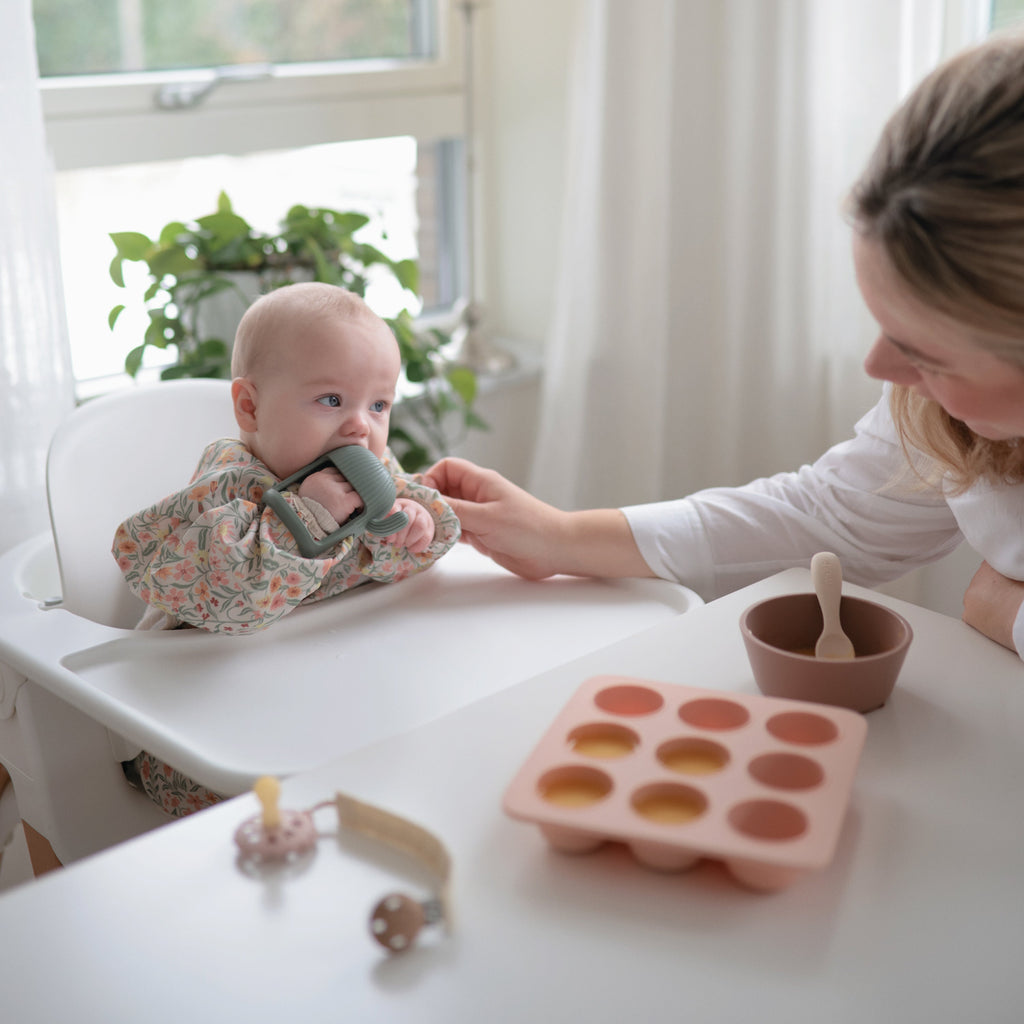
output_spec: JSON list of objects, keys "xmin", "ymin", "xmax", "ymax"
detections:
[
  {"xmin": 465, "ymin": 0, "xmax": 978, "ymax": 619},
  {"xmin": 477, "ymin": 0, "xmax": 578, "ymax": 351},
  {"xmin": 443, "ymin": 0, "xmax": 577, "ymax": 484}
]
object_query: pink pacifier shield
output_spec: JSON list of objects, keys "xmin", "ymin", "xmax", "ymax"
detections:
[{"xmin": 234, "ymin": 808, "xmax": 317, "ymax": 860}]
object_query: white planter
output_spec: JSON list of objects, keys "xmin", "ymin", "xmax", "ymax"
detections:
[{"xmin": 183, "ymin": 267, "xmax": 314, "ymax": 349}]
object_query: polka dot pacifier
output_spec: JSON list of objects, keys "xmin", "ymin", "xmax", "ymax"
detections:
[
  {"xmin": 234, "ymin": 776, "xmax": 452, "ymax": 954},
  {"xmin": 234, "ymin": 777, "xmax": 318, "ymax": 860}
]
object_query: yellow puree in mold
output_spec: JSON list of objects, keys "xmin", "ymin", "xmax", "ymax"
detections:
[
  {"xmin": 571, "ymin": 734, "xmax": 634, "ymax": 758},
  {"xmin": 634, "ymin": 792, "xmax": 704, "ymax": 824},
  {"xmin": 542, "ymin": 778, "xmax": 608, "ymax": 807},
  {"xmin": 660, "ymin": 748, "xmax": 726, "ymax": 775}
]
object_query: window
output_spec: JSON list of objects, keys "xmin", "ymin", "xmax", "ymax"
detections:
[
  {"xmin": 34, "ymin": 0, "xmax": 433, "ymax": 75},
  {"xmin": 33, "ymin": 0, "xmax": 466, "ymax": 392},
  {"xmin": 991, "ymin": 0, "xmax": 1024, "ymax": 29}
]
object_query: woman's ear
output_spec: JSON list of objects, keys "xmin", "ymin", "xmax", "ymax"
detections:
[{"xmin": 232, "ymin": 377, "xmax": 258, "ymax": 433}]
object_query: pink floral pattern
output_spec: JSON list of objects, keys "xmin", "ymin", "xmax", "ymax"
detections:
[
  {"xmin": 125, "ymin": 755, "xmax": 225, "ymax": 818},
  {"xmin": 113, "ymin": 438, "xmax": 461, "ymax": 633}
]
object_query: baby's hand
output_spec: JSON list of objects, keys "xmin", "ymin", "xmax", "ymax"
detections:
[
  {"xmin": 298, "ymin": 468, "xmax": 363, "ymax": 524},
  {"xmin": 379, "ymin": 498, "xmax": 434, "ymax": 553}
]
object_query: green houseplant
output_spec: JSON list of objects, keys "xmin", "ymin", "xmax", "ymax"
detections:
[{"xmin": 107, "ymin": 191, "xmax": 483, "ymax": 472}]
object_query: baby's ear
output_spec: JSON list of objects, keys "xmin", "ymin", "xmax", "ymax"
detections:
[{"xmin": 231, "ymin": 377, "xmax": 259, "ymax": 432}]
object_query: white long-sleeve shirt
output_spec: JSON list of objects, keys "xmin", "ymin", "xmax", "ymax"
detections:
[{"xmin": 622, "ymin": 389, "xmax": 1024, "ymax": 654}]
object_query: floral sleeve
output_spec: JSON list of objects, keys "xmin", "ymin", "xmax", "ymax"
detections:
[
  {"xmin": 112, "ymin": 440, "xmax": 353, "ymax": 633},
  {"xmin": 112, "ymin": 440, "xmax": 460, "ymax": 634}
]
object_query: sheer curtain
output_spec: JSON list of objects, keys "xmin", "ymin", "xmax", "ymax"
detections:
[
  {"xmin": 0, "ymin": 0, "xmax": 75, "ymax": 554},
  {"xmin": 528, "ymin": 0, "xmax": 986, "ymax": 512}
]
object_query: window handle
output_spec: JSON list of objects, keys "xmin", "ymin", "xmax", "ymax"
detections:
[{"xmin": 154, "ymin": 63, "xmax": 274, "ymax": 110}]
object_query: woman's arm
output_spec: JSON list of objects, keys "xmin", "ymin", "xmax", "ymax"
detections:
[
  {"xmin": 426, "ymin": 394, "xmax": 966, "ymax": 598},
  {"xmin": 422, "ymin": 457, "xmax": 654, "ymax": 580},
  {"xmin": 962, "ymin": 560, "xmax": 1024, "ymax": 652}
]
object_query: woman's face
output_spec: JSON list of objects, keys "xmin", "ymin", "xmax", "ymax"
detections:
[{"xmin": 856, "ymin": 233, "xmax": 1024, "ymax": 441}]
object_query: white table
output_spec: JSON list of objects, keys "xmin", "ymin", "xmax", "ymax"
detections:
[{"xmin": 1, "ymin": 569, "xmax": 1022, "ymax": 1023}]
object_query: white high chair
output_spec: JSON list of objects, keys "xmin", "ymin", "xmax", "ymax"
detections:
[
  {"xmin": 0, "ymin": 379, "xmax": 240, "ymax": 867},
  {"xmin": 0, "ymin": 380, "xmax": 702, "ymax": 869}
]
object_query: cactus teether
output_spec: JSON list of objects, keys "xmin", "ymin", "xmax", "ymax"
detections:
[{"xmin": 263, "ymin": 445, "xmax": 409, "ymax": 557}]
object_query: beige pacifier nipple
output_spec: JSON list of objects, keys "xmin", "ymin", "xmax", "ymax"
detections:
[{"xmin": 233, "ymin": 775, "xmax": 317, "ymax": 860}]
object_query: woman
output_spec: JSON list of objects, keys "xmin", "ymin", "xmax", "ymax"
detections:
[{"xmin": 424, "ymin": 30, "xmax": 1024, "ymax": 658}]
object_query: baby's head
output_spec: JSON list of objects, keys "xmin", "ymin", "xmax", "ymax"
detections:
[{"xmin": 230, "ymin": 282, "xmax": 401, "ymax": 478}]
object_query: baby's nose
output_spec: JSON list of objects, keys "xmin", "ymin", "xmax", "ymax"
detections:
[{"xmin": 340, "ymin": 408, "xmax": 369, "ymax": 436}]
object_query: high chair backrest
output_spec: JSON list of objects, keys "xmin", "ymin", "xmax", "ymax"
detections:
[{"xmin": 47, "ymin": 379, "xmax": 238, "ymax": 628}]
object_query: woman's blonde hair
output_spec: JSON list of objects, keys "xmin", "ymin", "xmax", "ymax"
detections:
[{"xmin": 848, "ymin": 30, "xmax": 1024, "ymax": 490}]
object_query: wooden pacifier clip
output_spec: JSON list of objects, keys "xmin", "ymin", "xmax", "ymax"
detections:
[{"xmin": 234, "ymin": 777, "xmax": 452, "ymax": 954}]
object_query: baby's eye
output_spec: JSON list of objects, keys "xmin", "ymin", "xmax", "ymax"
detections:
[
  {"xmin": 371, "ymin": 400, "xmax": 388, "ymax": 413},
  {"xmin": 317, "ymin": 395, "xmax": 341, "ymax": 408}
]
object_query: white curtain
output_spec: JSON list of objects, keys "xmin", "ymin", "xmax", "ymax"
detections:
[
  {"xmin": 529, "ymin": 0, "xmax": 987, "ymax": 511},
  {"xmin": 0, "ymin": 0, "xmax": 75, "ymax": 554}
]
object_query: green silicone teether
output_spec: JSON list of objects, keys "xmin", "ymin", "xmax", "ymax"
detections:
[{"xmin": 263, "ymin": 446, "xmax": 409, "ymax": 558}]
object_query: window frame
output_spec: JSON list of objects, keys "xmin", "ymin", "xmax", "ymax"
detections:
[{"xmin": 38, "ymin": 0, "xmax": 465, "ymax": 171}]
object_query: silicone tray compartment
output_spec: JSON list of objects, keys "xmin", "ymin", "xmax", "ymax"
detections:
[{"xmin": 502, "ymin": 675, "xmax": 868, "ymax": 891}]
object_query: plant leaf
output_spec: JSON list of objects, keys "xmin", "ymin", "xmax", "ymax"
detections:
[
  {"xmin": 158, "ymin": 220, "xmax": 189, "ymax": 246},
  {"xmin": 149, "ymin": 245, "xmax": 199, "ymax": 278},
  {"xmin": 110, "ymin": 231, "xmax": 153, "ymax": 260},
  {"xmin": 124, "ymin": 344, "xmax": 146, "ymax": 377},
  {"xmin": 446, "ymin": 365, "xmax": 478, "ymax": 405},
  {"xmin": 392, "ymin": 258, "xmax": 419, "ymax": 293},
  {"xmin": 108, "ymin": 304, "xmax": 125, "ymax": 330},
  {"xmin": 197, "ymin": 209, "xmax": 254, "ymax": 249},
  {"xmin": 144, "ymin": 319, "xmax": 170, "ymax": 349}
]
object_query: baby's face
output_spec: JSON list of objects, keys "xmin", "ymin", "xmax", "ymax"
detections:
[{"xmin": 244, "ymin": 313, "xmax": 401, "ymax": 479}]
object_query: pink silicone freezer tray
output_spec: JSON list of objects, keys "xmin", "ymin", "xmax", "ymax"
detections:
[{"xmin": 502, "ymin": 675, "xmax": 868, "ymax": 891}]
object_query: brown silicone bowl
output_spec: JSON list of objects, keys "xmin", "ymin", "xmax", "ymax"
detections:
[{"xmin": 739, "ymin": 593, "xmax": 913, "ymax": 713}]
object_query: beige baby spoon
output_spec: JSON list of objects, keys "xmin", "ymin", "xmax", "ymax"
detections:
[{"xmin": 811, "ymin": 551, "xmax": 856, "ymax": 659}]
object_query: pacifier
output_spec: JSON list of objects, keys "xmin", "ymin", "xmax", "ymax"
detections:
[
  {"xmin": 234, "ymin": 776, "xmax": 452, "ymax": 954},
  {"xmin": 262, "ymin": 445, "xmax": 409, "ymax": 557}
]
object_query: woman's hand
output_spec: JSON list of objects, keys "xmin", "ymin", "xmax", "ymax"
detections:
[
  {"xmin": 423, "ymin": 457, "xmax": 655, "ymax": 581},
  {"xmin": 422, "ymin": 457, "xmax": 566, "ymax": 578},
  {"xmin": 962, "ymin": 560, "xmax": 1024, "ymax": 652}
]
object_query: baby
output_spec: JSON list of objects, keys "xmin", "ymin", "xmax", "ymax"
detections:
[
  {"xmin": 114, "ymin": 282, "xmax": 460, "ymax": 635},
  {"xmin": 111, "ymin": 283, "xmax": 460, "ymax": 816}
]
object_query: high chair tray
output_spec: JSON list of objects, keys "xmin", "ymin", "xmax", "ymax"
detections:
[{"xmin": 0, "ymin": 541, "xmax": 701, "ymax": 795}]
